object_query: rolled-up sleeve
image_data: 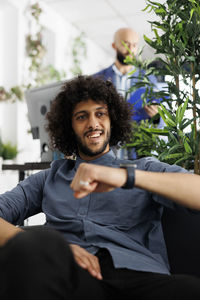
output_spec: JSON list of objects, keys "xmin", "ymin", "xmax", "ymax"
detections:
[{"xmin": 139, "ymin": 156, "xmax": 190, "ymax": 211}]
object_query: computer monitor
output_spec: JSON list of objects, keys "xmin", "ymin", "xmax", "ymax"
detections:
[{"xmin": 25, "ymin": 81, "xmax": 65, "ymax": 162}]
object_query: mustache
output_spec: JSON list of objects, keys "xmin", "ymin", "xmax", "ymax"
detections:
[{"xmin": 84, "ymin": 129, "xmax": 104, "ymax": 136}]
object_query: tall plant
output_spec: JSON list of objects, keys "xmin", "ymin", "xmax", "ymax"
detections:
[
  {"xmin": 25, "ymin": 2, "xmax": 66, "ymax": 87},
  {"xmin": 126, "ymin": 0, "xmax": 200, "ymax": 174}
]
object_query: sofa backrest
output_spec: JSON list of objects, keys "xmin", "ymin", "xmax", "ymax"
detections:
[{"xmin": 162, "ymin": 207, "xmax": 200, "ymax": 278}]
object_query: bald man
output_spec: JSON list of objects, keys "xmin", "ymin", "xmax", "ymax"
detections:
[
  {"xmin": 112, "ymin": 28, "xmax": 140, "ymax": 75},
  {"xmin": 94, "ymin": 28, "xmax": 164, "ymax": 135}
]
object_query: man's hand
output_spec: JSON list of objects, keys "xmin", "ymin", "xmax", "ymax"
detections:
[
  {"xmin": 144, "ymin": 104, "xmax": 158, "ymax": 118},
  {"xmin": 70, "ymin": 244, "xmax": 102, "ymax": 280},
  {"xmin": 70, "ymin": 163, "xmax": 127, "ymax": 199},
  {"xmin": 0, "ymin": 217, "xmax": 23, "ymax": 246}
]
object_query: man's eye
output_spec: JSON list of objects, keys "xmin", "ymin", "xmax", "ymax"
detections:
[
  {"xmin": 77, "ymin": 115, "xmax": 86, "ymax": 120},
  {"xmin": 97, "ymin": 112, "xmax": 105, "ymax": 117}
]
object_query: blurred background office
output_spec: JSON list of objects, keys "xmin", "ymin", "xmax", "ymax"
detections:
[{"xmin": 0, "ymin": 0, "xmax": 165, "ymax": 222}]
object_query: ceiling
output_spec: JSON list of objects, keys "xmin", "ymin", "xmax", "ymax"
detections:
[{"xmin": 40, "ymin": 0, "xmax": 163, "ymax": 59}]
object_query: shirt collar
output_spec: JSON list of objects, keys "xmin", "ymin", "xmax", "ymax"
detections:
[
  {"xmin": 112, "ymin": 63, "xmax": 135, "ymax": 77},
  {"xmin": 75, "ymin": 149, "xmax": 116, "ymax": 170}
]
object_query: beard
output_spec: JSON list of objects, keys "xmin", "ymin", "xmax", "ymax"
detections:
[
  {"xmin": 116, "ymin": 49, "xmax": 129, "ymax": 65},
  {"xmin": 74, "ymin": 129, "xmax": 111, "ymax": 158}
]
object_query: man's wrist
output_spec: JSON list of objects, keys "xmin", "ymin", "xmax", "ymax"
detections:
[{"xmin": 120, "ymin": 164, "xmax": 136, "ymax": 189}]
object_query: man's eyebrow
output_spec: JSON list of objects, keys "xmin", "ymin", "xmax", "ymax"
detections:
[
  {"xmin": 124, "ymin": 40, "xmax": 137, "ymax": 45},
  {"xmin": 73, "ymin": 106, "xmax": 108, "ymax": 117},
  {"xmin": 96, "ymin": 106, "xmax": 108, "ymax": 111},
  {"xmin": 73, "ymin": 110, "xmax": 87, "ymax": 117}
]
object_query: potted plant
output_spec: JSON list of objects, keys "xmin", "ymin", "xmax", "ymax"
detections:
[
  {"xmin": 1, "ymin": 142, "xmax": 18, "ymax": 162},
  {"xmin": 125, "ymin": 0, "xmax": 200, "ymax": 174}
]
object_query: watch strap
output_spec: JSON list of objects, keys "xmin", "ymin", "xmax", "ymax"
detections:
[{"xmin": 120, "ymin": 165, "xmax": 135, "ymax": 189}]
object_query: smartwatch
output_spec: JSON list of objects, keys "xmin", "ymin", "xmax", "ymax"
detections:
[{"xmin": 120, "ymin": 164, "xmax": 136, "ymax": 189}]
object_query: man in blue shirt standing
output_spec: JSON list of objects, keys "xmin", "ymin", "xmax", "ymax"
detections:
[
  {"xmin": 94, "ymin": 27, "xmax": 163, "ymax": 127},
  {"xmin": 0, "ymin": 75, "xmax": 200, "ymax": 300},
  {"xmin": 94, "ymin": 28, "xmax": 165, "ymax": 159}
]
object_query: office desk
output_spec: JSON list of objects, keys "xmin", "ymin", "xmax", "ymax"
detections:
[{"xmin": 2, "ymin": 162, "xmax": 51, "ymax": 181}]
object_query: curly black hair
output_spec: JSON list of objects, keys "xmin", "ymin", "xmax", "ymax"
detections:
[{"xmin": 46, "ymin": 75, "xmax": 133, "ymax": 156}]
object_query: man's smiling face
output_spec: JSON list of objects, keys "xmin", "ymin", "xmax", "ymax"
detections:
[{"xmin": 72, "ymin": 99, "xmax": 111, "ymax": 161}]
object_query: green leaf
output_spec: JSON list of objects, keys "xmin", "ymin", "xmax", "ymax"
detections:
[
  {"xmin": 158, "ymin": 107, "xmax": 176, "ymax": 127},
  {"xmin": 183, "ymin": 138, "xmax": 193, "ymax": 154},
  {"xmin": 147, "ymin": 0, "xmax": 163, "ymax": 8},
  {"xmin": 128, "ymin": 68, "xmax": 137, "ymax": 75},
  {"xmin": 174, "ymin": 155, "xmax": 191, "ymax": 166},
  {"xmin": 121, "ymin": 41, "xmax": 132, "ymax": 55},
  {"xmin": 157, "ymin": 107, "xmax": 168, "ymax": 124},
  {"xmin": 180, "ymin": 118, "xmax": 193, "ymax": 130},
  {"xmin": 142, "ymin": 127, "xmax": 169, "ymax": 135},
  {"xmin": 160, "ymin": 103, "xmax": 176, "ymax": 123},
  {"xmin": 175, "ymin": 104, "xmax": 182, "ymax": 123},
  {"xmin": 143, "ymin": 35, "xmax": 153, "ymax": 46},
  {"xmin": 165, "ymin": 118, "xmax": 177, "ymax": 128},
  {"xmin": 179, "ymin": 97, "xmax": 189, "ymax": 125},
  {"xmin": 187, "ymin": 56, "xmax": 195, "ymax": 62},
  {"xmin": 142, "ymin": 4, "xmax": 152, "ymax": 12},
  {"xmin": 168, "ymin": 144, "xmax": 182, "ymax": 154},
  {"xmin": 161, "ymin": 153, "xmax": 183, "ymax": 160},
  {"xmin": 189, "ymin": 8, "xmax": 195, "ymax": 22},
  {"xmin": 153, "ymin": 29, "xmax": 162, "ymax": 44},
  {"xmin": 155, "ymin": 8, "xmax": 166, "ymax": 14},
  {"xmin": 168, "ymin": 132, "xmax": 178, "ymax": 143}
]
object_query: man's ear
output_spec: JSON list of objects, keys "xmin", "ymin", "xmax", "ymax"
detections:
[{"xmin": 112, "ymin": 42, "xmax": 116, "ymax": 50}]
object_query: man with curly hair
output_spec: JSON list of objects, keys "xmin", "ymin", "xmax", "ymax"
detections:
[
  {"xmin": 46, "ymin": 74, "xmax": 132, "ymax": 158},
  {"xmin": 1, "ymin": 75, "xmax": 200, "ymax": 300}
]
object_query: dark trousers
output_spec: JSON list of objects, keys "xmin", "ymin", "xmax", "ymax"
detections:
[{"xmin": 1, "ymin": 229, "xmax": 200, "ymax": 300}]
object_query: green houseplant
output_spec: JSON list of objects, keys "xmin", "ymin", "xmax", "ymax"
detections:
[
  {"xmin": 125, "ymin": 0, "xmax": 200, "ymax": 174},
  {"xmin": 0, "ymin": 141, "xmax": 18, "ymax": 160}
]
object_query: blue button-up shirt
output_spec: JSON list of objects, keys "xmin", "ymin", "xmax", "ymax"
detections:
[{"xmin": 0, "ymin": 150, "xmax": 188, "ymax": 275}]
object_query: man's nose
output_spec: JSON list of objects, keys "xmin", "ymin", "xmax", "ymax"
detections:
[
  {"xmin": 87, "ymin": 115, "xmax": 99, "ymax": 129},
  {"xmin": 126, "ymin": 43, "xmax": 136, "ymax": 53}
]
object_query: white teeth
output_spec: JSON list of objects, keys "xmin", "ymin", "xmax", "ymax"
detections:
[{"xmin": 88, "ymin": 133, "xmax": 100, "ymax": 138}]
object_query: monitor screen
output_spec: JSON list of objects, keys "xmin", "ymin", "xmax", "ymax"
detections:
[{"xmin": 25, "ymin": 80, "xmax": 65, "ymax": 161}]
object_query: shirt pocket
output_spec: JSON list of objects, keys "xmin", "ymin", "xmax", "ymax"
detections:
[{"xmin": 88, "ymin": 188, "xmax": 151, "ymax": 226}]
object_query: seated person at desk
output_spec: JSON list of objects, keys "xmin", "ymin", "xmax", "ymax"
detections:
[
  {"xmin": 93, "ymin": 27, "xmax": 164, "ymax": 128},
  {"xmin": 1, "ymin": 75, "xmax": 200, "ymax": 300}
]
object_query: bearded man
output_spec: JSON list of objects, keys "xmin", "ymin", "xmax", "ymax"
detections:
[{"xmin": 94, "ymin": 27, "xmax": 163, "ymax": 126}]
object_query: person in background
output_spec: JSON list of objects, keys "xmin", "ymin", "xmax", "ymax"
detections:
[
  {"xmin": 94, "ymin": 28, "xmax": 165, "ymax": 158},
  {"xmin": 94, "ymin": 27, "xmax": 163, "ymax": 127},
  {"xmin": 0, "ymin": 75, "xmax": 200, "ymax": 300}
]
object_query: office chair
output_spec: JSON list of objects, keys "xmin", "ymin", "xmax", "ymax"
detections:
[{"xmin": 162, "ymin": 207, "xmax": 200, "ymax": 277}]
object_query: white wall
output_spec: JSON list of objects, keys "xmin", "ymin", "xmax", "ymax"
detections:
[
  {"xmin": 0, "ymin": 7, "xmax": 3, "ymax": 84},
  {"xmin": 40, "ymin": 2, "xmax": 112, "ymax": 77},
  {"xmin": 1, "ymin": 2, "xmax": 18, "ymax": 88},
  {"xmin": 0, "ymin": 2, "xmax": 19, "ymax": 145}
]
